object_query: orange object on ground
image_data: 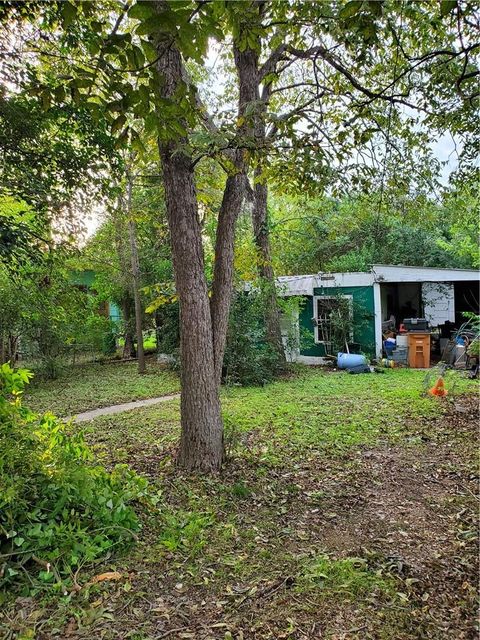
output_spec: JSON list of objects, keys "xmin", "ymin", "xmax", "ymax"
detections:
[
  {"xmin": 408, "ymin": 332, "xmax": 431, "ymax": 368},
  {"xmin": 429, "ymin": 377, "xmax": 448, "ymax": 397}
]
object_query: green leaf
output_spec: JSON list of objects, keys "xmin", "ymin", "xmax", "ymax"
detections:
[
  {"xmin": 106, "ymin": 99, "xmax": 124, "ymax": 113},
  {"xmin": 39, "ymin": 570, "xmax": 54, "ymax": 582},
  {"xmin": 133, "ymin": 45, "xmax": 145, "ymax": 69},
  {"xmin": 54, "ymin": 86, "xmax": 66, "ymax": 102},
  {"xmin": 361, "ymin": 23, "xmax": 377, "ymax": 41},
  {"xmin": 141, "ymin": 40, "xmax": 158, "ymax": 63},
  {"xmin": 138, "ymin": 84, "xmax": 150, "ymax": 106},
  {"xmin": 111, "ymin": 114, "xmax": 127, "ymax": 134},
  {"xmin": 128, "ymin": 1, "xmax": 157, "ymax": 21},
  {"xmin": 339, "ymin": 1, "xmax": 364, "ymax": 19},
  {"xmin": 135, "ymin": 15, "xmax": 163, "ymax": 36},
  {"xmin": 41, "ymin": 91, "xmax": 51, "ymax": 110},
  {"xmin": 366, "ymin": 1, "xmax": 383, "ymax": 16},
  {"xmin": 144, "ymin": 112, "xmax": 159, "ymax": 135},
  {"xmin": 71, "ymin": 77, "xmax": 93, "ymax": 89},
  {"xmin": 440, "ymin": 0, "xmax": 457, "ymax": 16},
  {"xmin": 61, "ymin": 1, "xmax": 77, "ymax": 28}
]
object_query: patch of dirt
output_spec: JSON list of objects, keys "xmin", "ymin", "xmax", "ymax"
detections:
[{"xmin": 4, "ymin": 396, "xmax": 479, "ymax": 640}]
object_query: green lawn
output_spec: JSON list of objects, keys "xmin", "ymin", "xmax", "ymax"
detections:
[
  {"xmin": 6, "ymin": 366, "xmax": 479, "ymax": 639},
  {"xmin": 24, "ymin": 359, "xmax": 179, "ymax": 416}
]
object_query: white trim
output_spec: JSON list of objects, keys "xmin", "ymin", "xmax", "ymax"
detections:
[
  {"xmin": 317, "ymin": 272, "xmax": 374, "ymax": 287},
  {"xmin": 276, "ymin": 265, "xmax": 479, "ymax": 298},
  {"xmin": 372, "ymin": 264, "xmax": 479, "ymax": 283},
  {"xmin": 373, "ymin": 282, "xmax": 383, "ymax": 359},
  {"xmin": 313, "ymin": 294, "xmax": 353, "ymax": 344}
]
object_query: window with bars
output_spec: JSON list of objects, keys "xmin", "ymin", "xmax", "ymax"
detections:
[{"xmin": 313, "ymin": 295, "xmax": 353, "ymax": 353}]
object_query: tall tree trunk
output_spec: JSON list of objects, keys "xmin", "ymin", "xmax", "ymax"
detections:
[
  {"xmin": 233, "ymin": 27, "xmax": 286, "ymax": 365},
  {"xmin": 8, "ymin": 333, "xmax": 19, "ymax": 364},
  {"xmin": 210, "ymin": 168, "xmax": 246, "ymax": 384},
  {"xmin": 155, "ymin": 11, "xmax": 223, "ymax": 472},
  {"xmin": 112, "ymin": 200, "xmax": 136, "ymax": 360},
  {"xmin": 252, "ymin": 164, "xmax": 286, "ymax": 364},
  {"xmin": 209, "ymin": 41, "xmax": 263, "ymax": 384},
  {"xmin": 127, "ymin": 177, "xmax": 146, "ymax": 374}
]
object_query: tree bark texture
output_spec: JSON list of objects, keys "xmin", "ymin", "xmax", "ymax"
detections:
[
  {"xmin": 113, "ymin": 205, "xmax": 137, "ymax": 359},
  {"xmin": 121, "ymin": 296, "xmax": 136, "ymax": 359},
  {"xmin": 210, "ymin": 167, "xmax": 246, "ymax": 384},
  {"xmin": 127, "ymin": 177, "xmax": 146, "ymax": 374},
  {"xmin": 207, "ymin": 41, "xmax": 262, "ymax": 385},
  {"xmin": 155, "ymin": 10, "xmax": 223, "ymax": 472},
  {"xmin": 252, "ymin": 165, "xmax": 286, "ymax": 362},
  {"xmin": 233, "ymin": 24, "xmax": 286, "ymax": 365}
]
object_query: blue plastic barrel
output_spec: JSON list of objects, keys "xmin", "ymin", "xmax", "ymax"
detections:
[{"xmin": 337, "ymin": 352, "xmax": 368, "ymax": 369}]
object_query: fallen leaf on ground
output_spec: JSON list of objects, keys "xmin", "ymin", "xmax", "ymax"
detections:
[{"xmin": 88, "ymin": 571, "xmax": 122, "ymax": 585}]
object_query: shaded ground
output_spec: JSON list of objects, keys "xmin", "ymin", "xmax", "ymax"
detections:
[
  {"xmin": 2, "ymin": 368, "xmax": 478, "ymax": 640},
  {"xmin": 24, "ymin": 359, "xmax": 179, "ymax": 416}
]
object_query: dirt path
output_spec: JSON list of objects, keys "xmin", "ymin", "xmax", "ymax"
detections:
[{"xmin": 70, "ymin": 393, "xmax": 180, "ymax": 422}]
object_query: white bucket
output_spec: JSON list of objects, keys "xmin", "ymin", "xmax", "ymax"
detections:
[{"xmin": 396, "ymin": 335, "xmax": 408, "ymax": 348}]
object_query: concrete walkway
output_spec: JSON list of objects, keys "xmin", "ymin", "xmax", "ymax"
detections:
[{"xmin": 71, "ymin": 393, "xmax": 180, "ymax": 423}]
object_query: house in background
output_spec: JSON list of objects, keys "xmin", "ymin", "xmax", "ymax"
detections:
[
  {"xmin": 69, "ymin": 270, "xmax": 121, "ymax": 323},
  {"xmin": 278, "ymin": 264, "xmax": 480, "ymax": 364}
]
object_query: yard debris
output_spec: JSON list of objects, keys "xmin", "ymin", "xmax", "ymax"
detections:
[
  {"xmin": 346, "ymin": 364, "xmax": 371, "ymax": 374},
  {"xmin": 88, "ymin": 571, "xmax": 123, "ymax": 586}
]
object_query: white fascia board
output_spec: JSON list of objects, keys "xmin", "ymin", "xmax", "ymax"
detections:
[
  {"xmin": 317, "ymin": 272, "xmax": 374, "ymax": 287},
  {"xmin": 372, "ymin": 264, "xmax": 480, "ymax": 283},
  {"xmin": 277, "ymin": 271, "xmax": 374, "ymax": 295}
]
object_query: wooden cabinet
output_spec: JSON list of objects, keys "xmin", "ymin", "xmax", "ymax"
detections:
[{"xmin": 408, "ymin": 333, "xmax": 431, "ymax": 368}]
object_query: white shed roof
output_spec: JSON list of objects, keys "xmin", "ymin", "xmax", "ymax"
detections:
[
  {"xmin": 277, "ymin": 264, "xmax": 479, "ymax": 296},
  {"xmin": 371, "ymin": 264, "xmax": 480, "ymax": 283}
]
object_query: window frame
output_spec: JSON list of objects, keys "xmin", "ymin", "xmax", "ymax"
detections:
[{"xmin": 313, "ymin": 294, "xmax": 354, "ymax": 345}]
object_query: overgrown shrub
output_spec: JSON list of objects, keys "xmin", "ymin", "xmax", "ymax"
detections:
[
  {"xmin": 0, "ymin": 363, "xmax": 147, "ymax": 592},
  {"xmin": 223, "ymin": 291, "xmax": 284, "ymax": 386},
  {"xmin": 150, "ymin": 291, "xmax": 286, "ymax": 385},
  {"xmin": 154, "ymin": 301, "xmax": 180, "ymax": 359}
]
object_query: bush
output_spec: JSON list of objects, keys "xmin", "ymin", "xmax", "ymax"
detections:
[
  {"xmin": 223, "ymin": 291, "xmax": 283, "ymax": 386},
  {"xmin": 0, "ymin": 363, "xmax": 147, "ymax": 592},
  {"xmin": 151, "ymin": 292, "xmax": 285, "ymax": 385}
]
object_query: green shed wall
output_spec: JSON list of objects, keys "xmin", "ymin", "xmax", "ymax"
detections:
[
  {"xmin": 299, "ymin": 285, "xmax": 376, "ymax": 357},
  {"xmin": 109, "ymin": 302, "xmax": 121, "ymax": 323}
]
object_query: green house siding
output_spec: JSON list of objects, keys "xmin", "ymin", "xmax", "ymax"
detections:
[
  {"xmin": 108, "ymin": 302, "xmax": 121, "ymax": 323},
  {"xmin": 69, "ymin": 270, "xmax": 120, "ymax": 325},
  {"xmin": 299, "ymin": 296, "xmax": 325, "ymax": 356},
  {"xmin": 299, "ymin": 285, "xmax": 376, "ymax": 357}
]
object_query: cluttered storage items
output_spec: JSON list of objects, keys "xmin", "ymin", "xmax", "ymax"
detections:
[{"xmin": 382, "ymin": 315, "xmax": 479, "ymax": 373}]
